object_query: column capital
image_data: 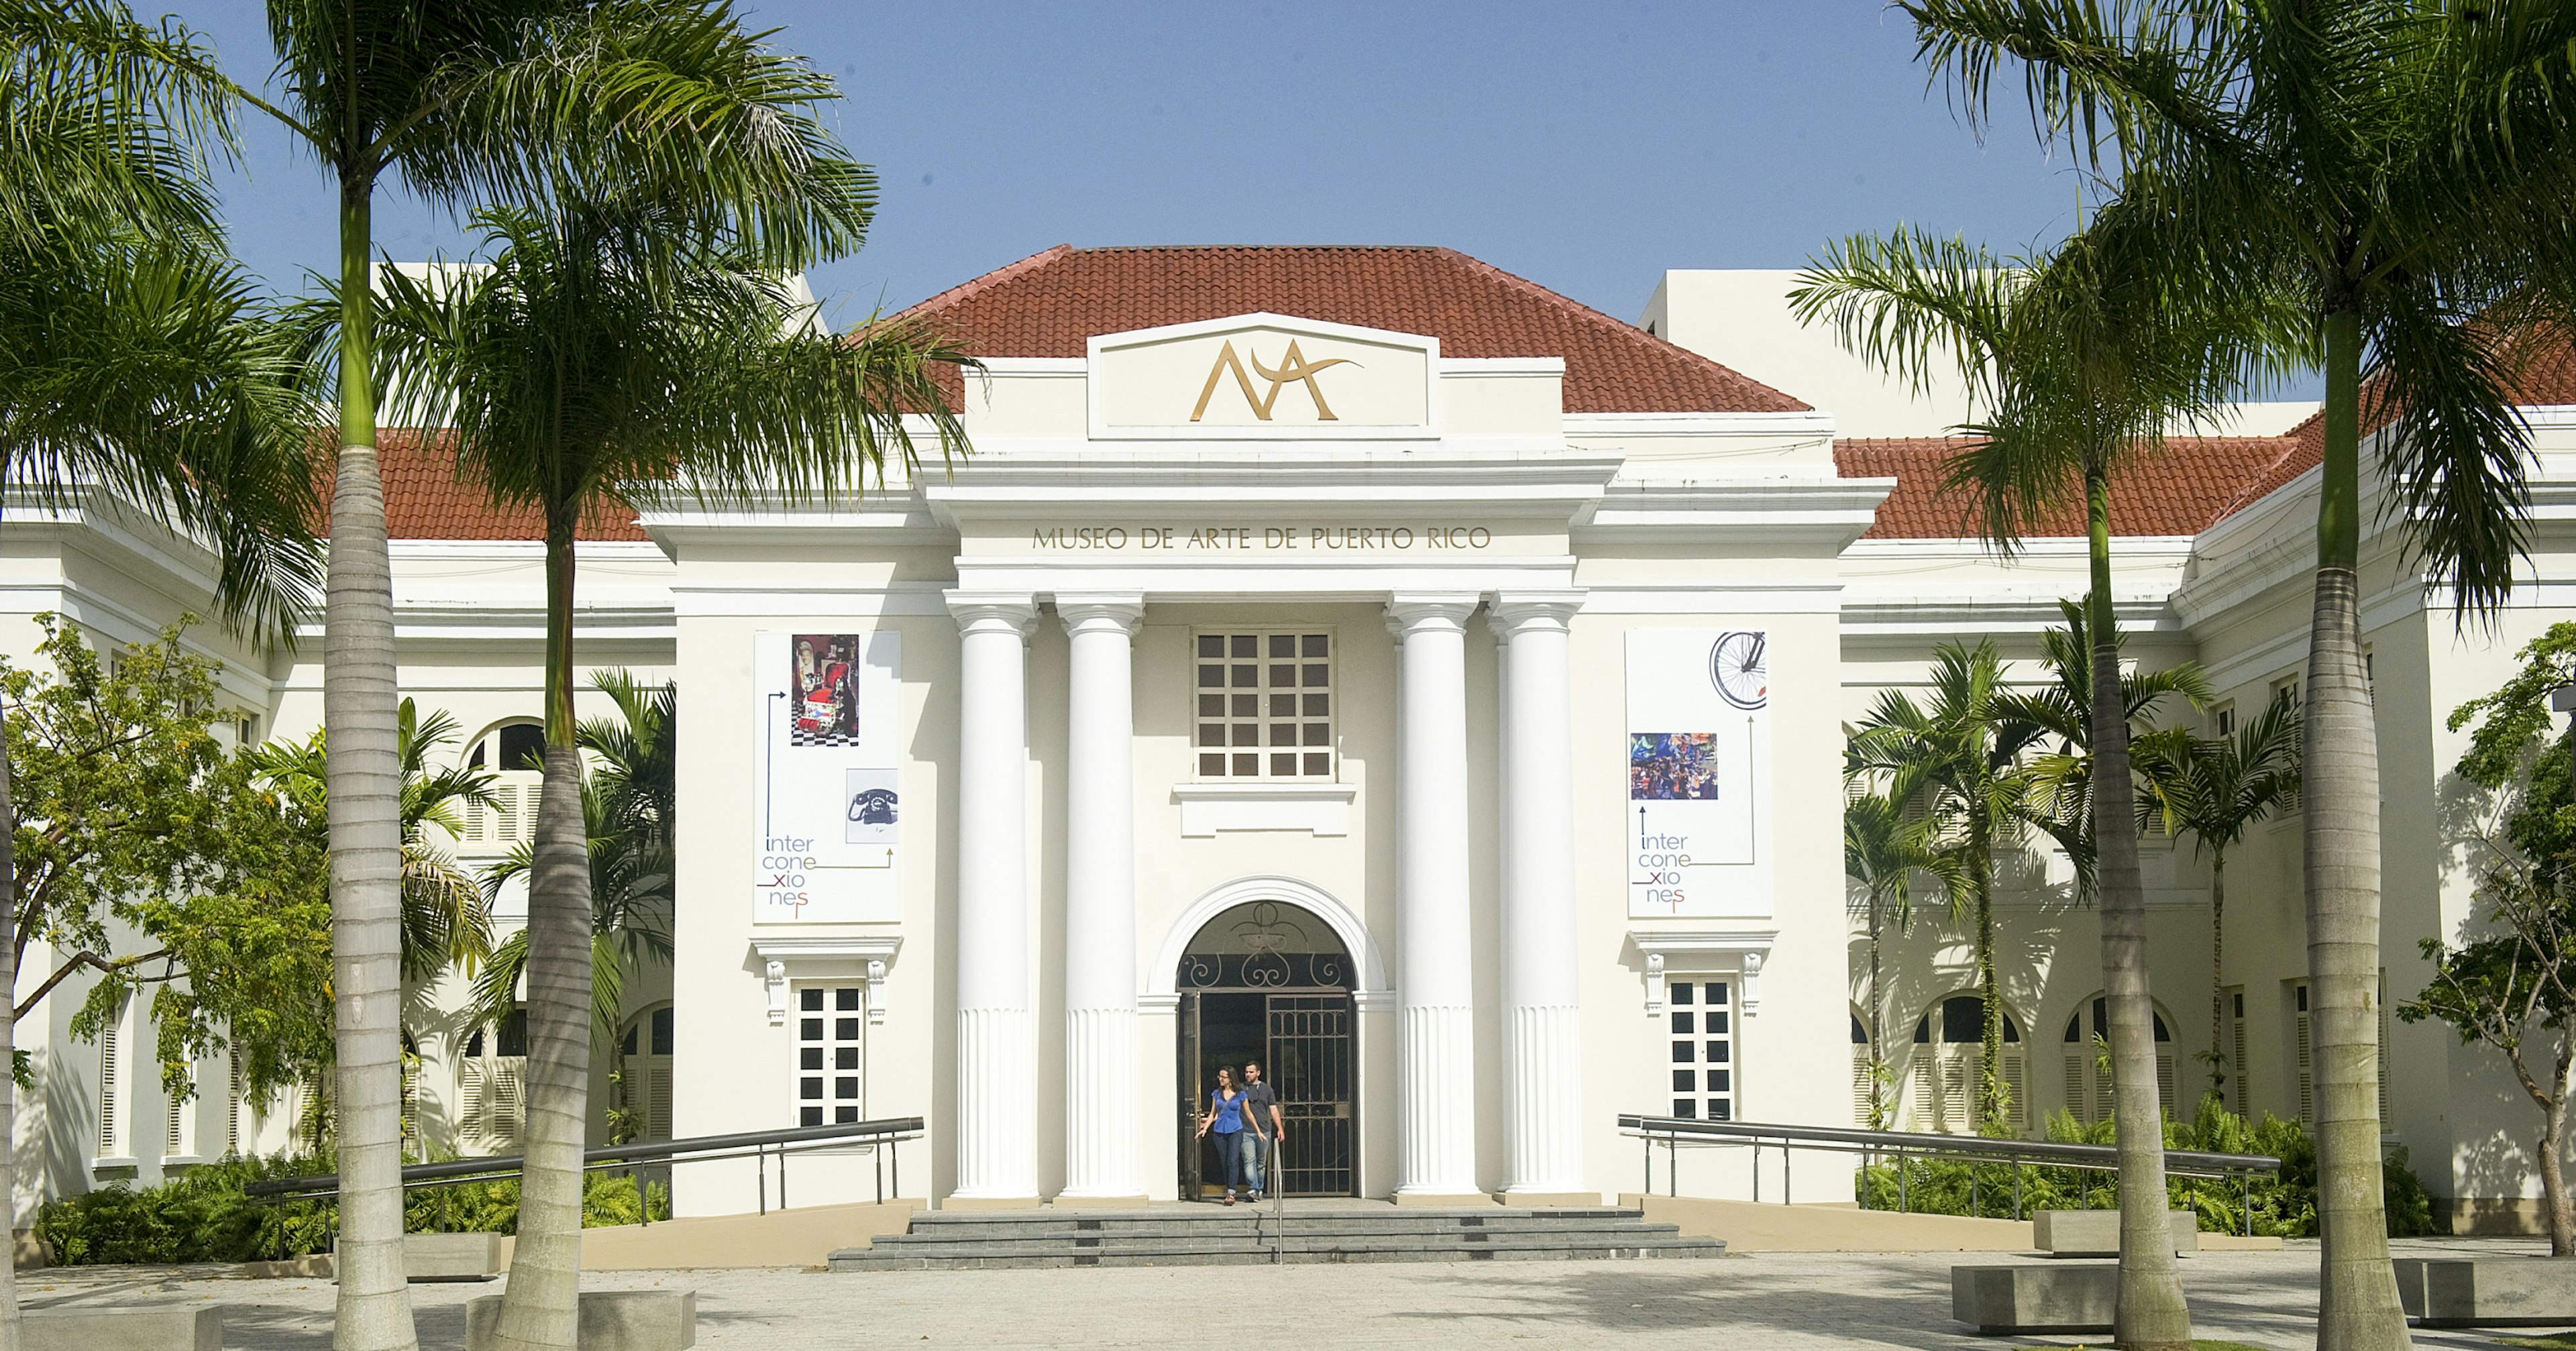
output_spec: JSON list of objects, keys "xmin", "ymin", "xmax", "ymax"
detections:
[
  {"xmin": 947, "ymin": 591, "xmax": 1038, "ymax": 637},
  {"xmin": 1385, "ymin": 592, "xmax": 1482, "ymax": 636},
  {"xmin": 1057, "ymin": 593, "xmax": 1145, "ymax": 636},
  {"xmin": 1489, "ymin": 590, "xmax": 1587, "ymax": 637}
]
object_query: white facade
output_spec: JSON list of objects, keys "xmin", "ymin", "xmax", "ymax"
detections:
[{"xmin": 6, "ymin": 252, "xmax": 2571, "ymax": 1236}]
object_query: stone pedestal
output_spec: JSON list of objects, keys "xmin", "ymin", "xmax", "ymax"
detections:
[
  {"xmin": 2394, "ymin": 1256, "xmax": 2576, "ymax": 1327},
  {"xmin": 25, "ymin": 1303, "xmax": 221, "ymax": 1351},
  {"xmin": 467, "ymin": 1289, "xmax": 695, "ymax": 1351},
  {"xmin": 2029, "ymin": 1208, "xmax": 2198, "ymax": 1256},
  {"xmin": 1950, "ymin": 1262, "xmax": 2116, "ymax": 1335}
]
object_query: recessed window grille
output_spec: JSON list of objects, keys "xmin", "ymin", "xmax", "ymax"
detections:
[
  {"xmin": 1194, "ymin": 631, "xmax": 1334, "ymax": 779},
  {"xmin": 797, "ymin": 986, "xmax": 864, "ymax": 1126},
  {"xmin": 1666, "ymin": 980, "xmax": 1734, "ymax": 1121}
]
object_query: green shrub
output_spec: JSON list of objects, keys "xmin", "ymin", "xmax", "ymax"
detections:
[
  {"xmin": 1856, "ymin": 1095, "xmax": 2440, "ymax": 1238},
  {"xmin": 36, "ymin": 1153, "xmax": 672, "ymax": 1266}
]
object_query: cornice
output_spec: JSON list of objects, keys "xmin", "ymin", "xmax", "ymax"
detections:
[{"xmin": 1575, "ymin": 475, "xmax": 1892, "ymax": 547}]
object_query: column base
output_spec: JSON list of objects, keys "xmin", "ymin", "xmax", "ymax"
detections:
[
  {"xmin": 1048, "ymin": 1194, "xmax": 1151, "ymax": 1210},
  {"xmin": 1502, "ymin": 1190, "xmax": 1607, "ymax": 1207},
  {"xmin": 1393, "ymin": 1191, "xmax": 1499, "ymax": 1207},
  {"xmin": 938, "ymin": 1195, "xmax": 1044, "ymax": 1211}
]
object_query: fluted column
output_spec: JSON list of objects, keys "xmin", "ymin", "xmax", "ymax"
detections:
[
  {"xmin": 1387, "ymin": 593, "xmax": 1483, "ymax": 1200},
  {"xmin": 1059, "ymin": 594, "xmax": 1144, "ymax": 1200},
  {"xmin": 1493, "ymin": 592, "xmax": 1587, "ymax": 1199},
  {"xmin": 950, "ymin": 592, "xmax": 1038, "ymax": 1201}
]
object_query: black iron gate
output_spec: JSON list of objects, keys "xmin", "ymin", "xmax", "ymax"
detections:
[{"xmin": 1177, "ymin": 987, "xmax": 1355, "ymax": 1198}]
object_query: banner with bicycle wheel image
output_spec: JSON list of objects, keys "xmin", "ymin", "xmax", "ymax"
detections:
[
  {"xmin": 1625, "ymin": 628, "xmax": 1771, "ymax": 918},
  {"xmin": 753, "ymin": 630, "xmax": 902, "ymax": 922}
]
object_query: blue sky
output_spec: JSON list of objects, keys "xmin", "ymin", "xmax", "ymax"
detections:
[{"xmin": 186, "ymin": 1, "xmax": 2088, "ymax": 329}]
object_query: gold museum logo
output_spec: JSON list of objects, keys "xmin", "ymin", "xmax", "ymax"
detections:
[{"xmin": 1189, "ymin": 339, "xmax": 1356, "ymax": 422}]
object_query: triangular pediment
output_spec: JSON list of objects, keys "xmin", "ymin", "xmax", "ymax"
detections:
[{"xmin": 1086, "ymin": 313, "xmax": 1438, "ymax": 439}]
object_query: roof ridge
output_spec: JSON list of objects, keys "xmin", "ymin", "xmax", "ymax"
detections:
[
  {"xmin": 1428, "ymin": 248, "xmax": 1813, "ymax": 413},
  {"xmin": 895, "ymin": 243, "xmax": 1074, "ymax": 321}
]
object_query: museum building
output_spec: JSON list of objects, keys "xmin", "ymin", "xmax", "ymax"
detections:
[{"xmin": 16, "ymin": 244, "xmax": 2576, "ymax": 1232}]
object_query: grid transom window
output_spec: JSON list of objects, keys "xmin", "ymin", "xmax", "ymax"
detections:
[
  {"xmin": 1195, "ymin": 631, "xmax": 1334, "ymax": 779},
  {"xmin": 1666, "ymin": 979, "xmax": 1734, "ymax": 1120},
  {"xmin": 796, "ymin": 986, "xmax": 864, "ymax": 1126}
]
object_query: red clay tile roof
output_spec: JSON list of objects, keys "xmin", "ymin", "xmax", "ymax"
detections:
[
  {"xmin": 894, "ymin": 244, "xmax": 1809, "ymax": 415},
  {"xmin": 331, "ymin": 430, "xmax": 649, "ymax": 543},
  {"xmin": 1837, "ymin": 436, "xmax": 2310, "ymax": 539}
]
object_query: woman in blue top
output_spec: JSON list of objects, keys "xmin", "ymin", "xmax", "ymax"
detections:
[{"xmin": 1195, "ymin": 1066, "xmax": 1249, "ymax": 1205}]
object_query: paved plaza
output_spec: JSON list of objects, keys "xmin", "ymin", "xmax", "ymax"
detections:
[{"xmin": 17, "ymin": 1238, "xmax": 2565, "ymax": 1349}]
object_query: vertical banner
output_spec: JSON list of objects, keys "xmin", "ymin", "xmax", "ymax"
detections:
[
  {"xmin": 753, "ymin": 630, "xmax": 902, "ymax": 922},
  {"xmin": 1625, "ymin": 629, "xmax": 1772, "ymax": 918}
]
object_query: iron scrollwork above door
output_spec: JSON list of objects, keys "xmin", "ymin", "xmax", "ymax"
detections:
[{"xmin": 1179, "ymin": 900, "xmax": 1349, "ymax": 989}]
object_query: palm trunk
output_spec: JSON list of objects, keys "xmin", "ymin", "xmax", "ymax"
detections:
[
  {"xmin": 1972, "ymin": 818, "xmax": 2004, "ymax": 1132},
  {"xmin": 2210, "ymin": 852, "xmax": 2227, "ymax": 1107},
  {"xmin": 326, "ymin": 184, "xmax": 419, "ymax": 1351},
  {"xmin": 490, "ymin": 520, "xmax": 592, "ymax": 1351},
  {"xmin": 1, "ymin": 694, "xmax": 21, "ymax": 1351},
  {"xmin": 1870, "ymin": 896, "xmax": 1886, "ymax": 1129},
  {"xmin": 2084, "ymin": 462, "xmax": 2193, "ymax": 1348},
  {"xmin": 2308, "ymin": 306, "xmax": 2410, "ymax": 1350}
]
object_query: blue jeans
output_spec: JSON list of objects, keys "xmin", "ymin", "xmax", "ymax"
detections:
[
  {"xmin": 1244, "ymin": 1131, "xmax": 1271, "ymax": 1194},
  {"xmin": 1212, "ymin": 1129, "xmax": 1246, "ymax": 1191}
]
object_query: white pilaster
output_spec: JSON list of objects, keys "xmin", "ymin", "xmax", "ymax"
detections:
[
  {"xmin": 1058, "ymin": 594, "xmax": 1144, "ymax": 1200},
  {"xmin": 1387, "ymin": 593, "xmax": 1483, "ymax": 1201},
  {"xmin": 949, "ymin": 592, "xmax": 1038, "ymax": 1201},
  {"xmin": 1492, "ymin": 592, "xmax": 1587, "ymax": 1199}
]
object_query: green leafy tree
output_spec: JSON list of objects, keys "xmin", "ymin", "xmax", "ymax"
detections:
[
  {"xmin": 1896, "ymin": 3, "xmax": 2576, "ymax": 1340},
  {"xmin": 32, "ymin": 4, "xmax": 896, "ymax": 1342},
  {"xmin": 2405, "ymin": 622, "xmax": 2576, "ymax": 1254},
  {"xmin": 2135, "ymin": 697, "xmax": 2302, "ymax": 1103},
  {"xmin": 1849, "ymin": 641, "xmax": 2041, "ymax": 1133},
  {"xmin": 3, "ymin": 618, "xmax": 333, "ymax": 1132},
  {"xmin": 367, "ymin": 198, "xmax": 967, "ymax": 1335},
  {"xmin": 1843, "ymin": 789, "xmax": 1960, "ymax": 1128}
]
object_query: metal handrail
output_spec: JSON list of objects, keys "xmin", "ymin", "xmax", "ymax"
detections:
[
  {"xmin": 244, "ymin": 1116, "xmax": 925, "ymax": 1203},
  {"xmin": 1615, "ymin": 1114, "xmax": 2279, "ymax": 1177},
  {"xmin": 1617, "ymin": 1114, "xmax": 2280, "ymax": 1236}
]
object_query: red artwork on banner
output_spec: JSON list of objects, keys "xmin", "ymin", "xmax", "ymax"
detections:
[{"xmin": 790, "ymin": 633, "xmax": 862, "ymax": 747}]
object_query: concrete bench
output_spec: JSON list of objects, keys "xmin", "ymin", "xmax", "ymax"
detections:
[
  {"xmin": 336, "ymin": 1231, "xmax": 508, "ymax": 1281},
  {"xmin": 466, "ymin": 1289, "xmax": 696, "ymax": 1351},
  {"xmin": 2394, "ymin": 1256, "xmax": 2576, "ymax": 1327},
  {"xmin": 24, "ymin": 1301, "xmax": 222, "ymax": 1351},
  {"xmin": 1951, "ymin": 1262, "xmax": 2116, "ymax": 1335},
  {"xmin": 2031, "ymin": 1209, "xmax": 2198, "ymax": 1256}
]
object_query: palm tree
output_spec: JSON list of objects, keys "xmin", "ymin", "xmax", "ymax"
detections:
[
  {"xmin": 1797, "ymin": 227, "xmax": 2255, "ymax": 1345},
  {"xmin": 1898, "ymin": 5, "xmax": 2576, "ymax": 1341},
  {"xmin": 466, "ymin": 671, "xmax": 676, "ymax": 1057},
  {"xmin": 248, "ymin": 700, "xmax": 499, "ymax": 991},
  {"xmin": 1849, "ymin": 641, "xmax": 2041, "ymax": 1133},
  {"xmin": 368, "ymin": 201, "xmax": 967, "ymax": 1340},
  {"xmin": 1843, "ymin": 789, "xmax": 1959, "ymax": 1128},
  {"xmin": 2135, "ymin": 697, "xmax": 2302, "ymax": 1106},
  {"xmin": 3, "ymin": 9, "xmax": 321, "ymax": 1348},
  {"xmin": 2006, "ymin": 601, "xmax": 2212, "ymax": 900}
]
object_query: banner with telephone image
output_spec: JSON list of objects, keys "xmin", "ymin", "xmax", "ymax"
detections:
[
  {"xmin": 1625, "ymin": 628, "xmax": 1772, "ymax": 918},
  {"xmin": 753, "ymin": 631, "xmax": 902, "ymax": 923}
]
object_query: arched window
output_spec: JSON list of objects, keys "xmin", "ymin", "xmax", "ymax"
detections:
[
  {"xmin": 1907, "ymin": 993, "xmax": 2027, "ymax": 1135},
  {"xmin": 458, "ymin": 1008, "xmax": 529, "ymax": 1152},
  {"xmin": 617, "ymin": 1004, "xmax": 675, "ymax": 1142},
  {"xmin": 462, "ymin": 721, "xmax": 546, "ymax": 847},
  {"xmin": 2061, "ymin": 994, "xmax": 2178, "ymax": 1124}
]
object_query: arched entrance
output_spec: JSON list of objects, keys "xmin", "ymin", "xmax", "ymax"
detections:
[{"xmin": 1176, "ymin": 899, "xmax": 1356, "ymax": 1198}]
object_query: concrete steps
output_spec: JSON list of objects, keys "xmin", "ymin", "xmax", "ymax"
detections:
[{"xmin": 830, "ymin": 1205, "xmax": 1728, "ymax": 1271}]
